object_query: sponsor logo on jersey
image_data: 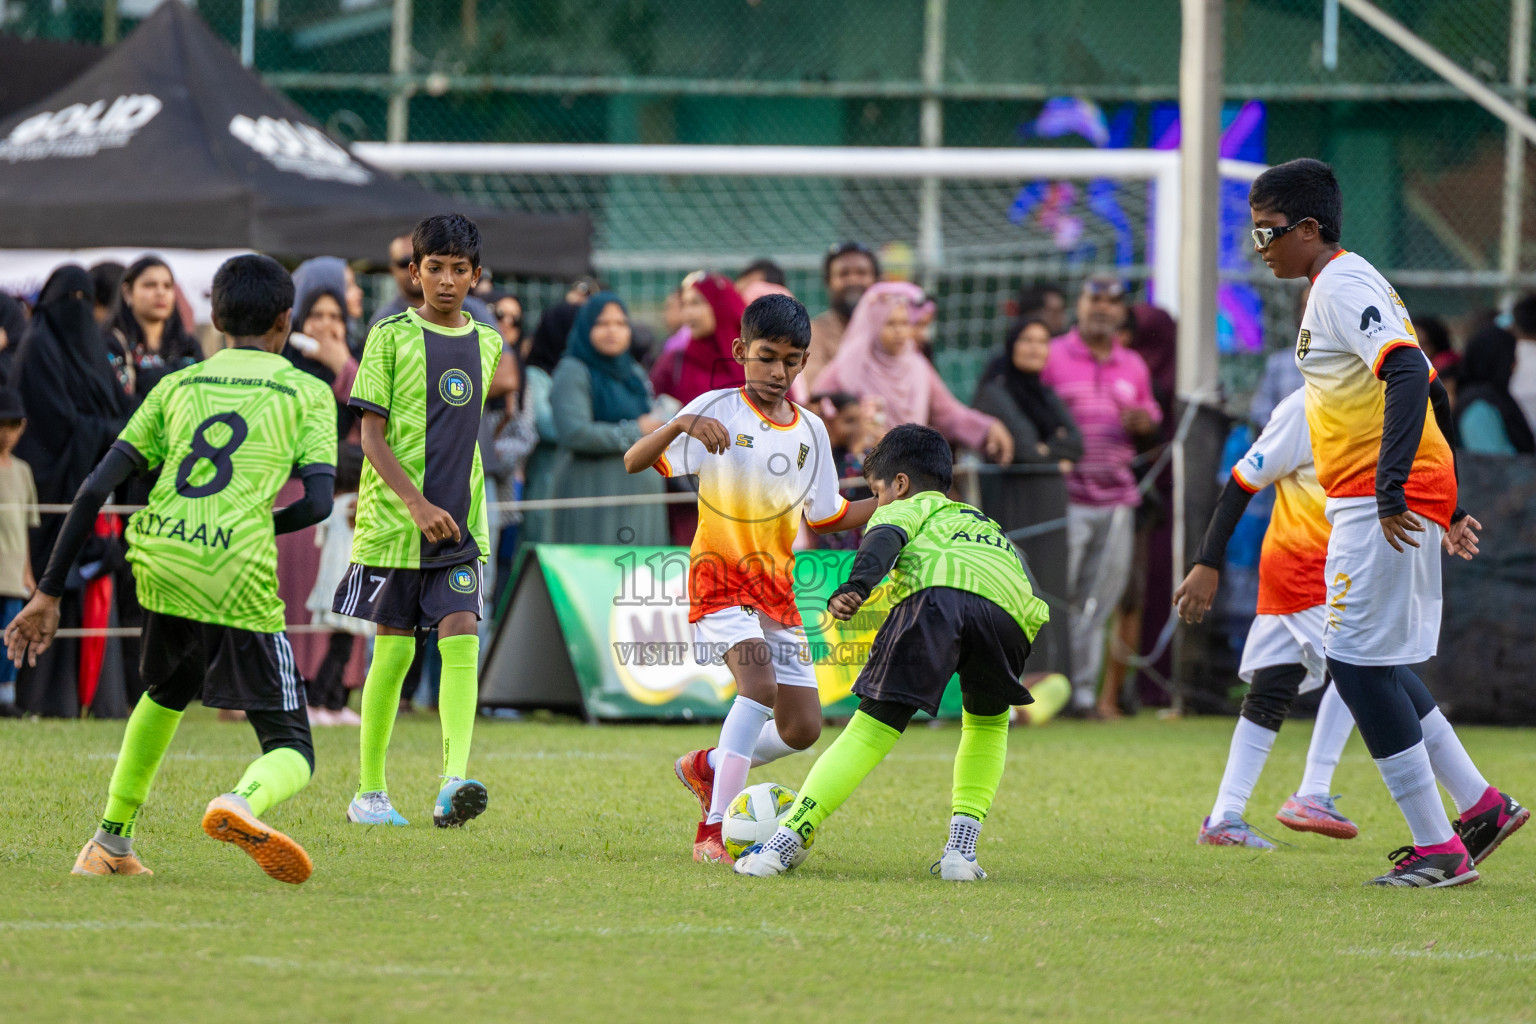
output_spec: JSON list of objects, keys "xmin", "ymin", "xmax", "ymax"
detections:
[
  {"xmin": 1359, "ymin": 306, "xmax": 1383, "ymax": 334},
  {"xmin": 735, "ymin": 433, "xmax": 754, "ymax": 448},
  {"xmin": 449, "ymin": 565, "xmax": 477, "ymax": 594},
  {"xmin": 438, "ymin": 368, "xmax": 473, "ymax": 406},
  {"xmin": 1297, "ymin": 329, "xmax": 1311, "ymax": 359},
  {"xmin": 797, "ymin": 443, "xmax": 809, "ymax": 469},
  {"xmin": 227, "ymin": 114, "xmax": 372, "ymax": 184},
  {"xmin": 0, "ymin": 94, "xmax": 162, "ymax": 162}
]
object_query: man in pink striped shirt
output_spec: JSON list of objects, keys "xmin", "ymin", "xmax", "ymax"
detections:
[{"xmin": 1040, "ymin": 277, "xmax": 1162, "ymax": 713}]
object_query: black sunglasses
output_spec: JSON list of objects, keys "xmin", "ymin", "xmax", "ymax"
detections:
[
  {"xmin": 393, "ymin": 257, "xmax": 412, "ymax": 270},
  {"xmin": 826, "ymin": 241, "xmax": 875, "ymax": 260},
  {"xmin": 1251, "ymin": 217, "xmax": 1320, "ymax": 251}
]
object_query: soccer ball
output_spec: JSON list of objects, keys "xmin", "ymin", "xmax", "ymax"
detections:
[{"xmin": 721, "ymin": 782, "xmax": 797, "ymax": 861}]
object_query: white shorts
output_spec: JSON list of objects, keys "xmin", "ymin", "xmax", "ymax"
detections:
[
  {"xmin": 692, "ymin": 606, "xmax": 818, "ymax": 689},
  {"xmin": 1322, "ymin": 498, "xmax": 1444, "ymax": 666},
  {"xmin": 1238, "ymin": 606, "xmax": 1327, "ymax": 693}
]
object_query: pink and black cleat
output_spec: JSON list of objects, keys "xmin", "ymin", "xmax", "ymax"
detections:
[
  {"xmin": 1453, "ymin": 787, "xmax": 1529, "ymax": 866},
  {"xmin": 1367, "ymin": 838, "xmax": 1478, "ymax": 888}
]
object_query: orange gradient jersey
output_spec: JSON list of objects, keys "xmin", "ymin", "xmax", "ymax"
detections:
[
  {"xmin": 1295, "ymin": 251, "xmax": 1457, "ymax": 528},
  {"xmin": 653, "ymin": 387, "xmax": 848, "ymax": 625},
  {"xmin": 1232, "ymin": 388, "xmax": 1329, "ymax": 615}
]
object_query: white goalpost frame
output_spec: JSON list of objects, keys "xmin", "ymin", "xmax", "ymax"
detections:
[{"xmin": 357, "ymin": 142, "xmax": 1268, "ymax": 325}]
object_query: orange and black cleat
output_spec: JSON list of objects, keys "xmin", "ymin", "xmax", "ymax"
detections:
[
  {"xmin": 72, "ymin": 839, "xmax": 153, "ymax": 877},
  {"xmin": 201, "ymin": 796, "xmax": 313, "ymax": 884}
]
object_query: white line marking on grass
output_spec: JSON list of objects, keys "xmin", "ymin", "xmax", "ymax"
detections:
[
  {"xmin": 0, "ymin": 920, "xmax": 217, "ymax": 931},
  {"xmin": 1340, "ymin": 947, "xmax": 1536, "ymax": 963}
]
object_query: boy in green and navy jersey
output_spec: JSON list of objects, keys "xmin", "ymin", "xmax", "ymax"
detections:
[
  {"xmin": 337, "ymin": 213, "xmax": 502, "ymax": 829},
  {"xmin": 5, "ymin": 255, "xmax": 338, "ymax": 884},
  {"xmin": 735, "ymin": 424, "xmax": 1048, "ymax": 881}
]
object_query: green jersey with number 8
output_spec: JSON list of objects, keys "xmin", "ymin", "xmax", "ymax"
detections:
[{"xmin": 115, "ymin": 347, "xmax": 337, "ymax": 633}]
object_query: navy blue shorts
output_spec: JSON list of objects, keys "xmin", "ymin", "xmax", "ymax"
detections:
[{"xmin": 332, "ymin": 562, "xmax": 483, "ymax": 631}]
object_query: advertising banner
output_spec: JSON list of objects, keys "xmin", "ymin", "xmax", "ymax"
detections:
[{"xmin": 482, "ymin": 545, "xmax": 968, "ymax": 720}]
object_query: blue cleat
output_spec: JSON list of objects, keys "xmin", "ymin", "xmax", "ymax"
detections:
[
  {"xmin": 347, "ymin": 791, "xmax": 410, "ymax": 826},
  {"xmin": 433, "ymin": 777, "xmax": 488, "ymax": 828}
]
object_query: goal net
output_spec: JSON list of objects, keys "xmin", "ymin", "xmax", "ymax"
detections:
[{"xmin": 357, "ymin": 144, "xmax": 1278, "ymax": 402}]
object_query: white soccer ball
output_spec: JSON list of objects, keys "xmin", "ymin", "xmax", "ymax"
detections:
[{"xmin": 722, "ymin": 782, "xmax": 797, "ymax": 861}]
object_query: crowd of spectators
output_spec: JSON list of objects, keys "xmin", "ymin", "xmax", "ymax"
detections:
[{"xmin": 2, "ymin": 236, "xmax": 1531, "ymax": 723}]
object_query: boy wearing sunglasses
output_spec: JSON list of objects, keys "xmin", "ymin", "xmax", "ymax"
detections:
[{"xmin": 1249, "ymin": 158, "xmax": 1526, "ymax": 887}]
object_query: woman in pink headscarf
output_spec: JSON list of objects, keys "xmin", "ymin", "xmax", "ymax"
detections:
[
  {"xmin": 649, "ymin": 272, "xmax": 747, "ymax": 406},
  {"xmin": 811, "ymin": 282, "xmax": 1014, "ymax": 463}
]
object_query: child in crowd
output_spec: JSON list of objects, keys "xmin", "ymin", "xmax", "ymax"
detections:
[
  {"xmin": 813, "ymin": 392, "xmax": 871, "ymax": 551},
  {"xmin": 0, "ymin": 387, "xmax": 37, "ymax": 715},
  {"xmin": 624, "ymin": 294, "xmax": 876, "ymax": 863},
  {"xmin": 734, "ymin": 423, "xmax": 1049, "ymax": 880}
]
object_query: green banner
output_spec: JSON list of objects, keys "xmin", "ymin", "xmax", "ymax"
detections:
[{"xmin": 484, "ymin": 544, "xmax": 965, "ymax": 720}]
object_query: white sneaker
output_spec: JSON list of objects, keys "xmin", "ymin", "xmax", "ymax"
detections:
[
  {"xmin": 733, "ymin": 845, "xmax": 791, "ymax": 877},
  {"xmin": 308, "ymin": 706, "xmax": 337, "ymax": 726},
  {"xmin": 346, "ymin": 790, "xmax": 410, "ymax": 826},
  {"xmin": 331, "ymin": 706, "xmax": 363, "ymax": 726},
  {"xmin": 931, "ymin": 849, "xmax": 987, "ymax": 881}
]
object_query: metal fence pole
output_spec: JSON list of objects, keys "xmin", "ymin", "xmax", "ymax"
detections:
[
  {"xmin": 1501, "ymin": 0, "xmax": 1532, "ymax": 312},
  {"xmin": 918, "ymin": 0, "xmax": 946, "ymax": 281},
  {"xmin": 387, "ymin": 0, "xmax": 414, "ymax": 144}
]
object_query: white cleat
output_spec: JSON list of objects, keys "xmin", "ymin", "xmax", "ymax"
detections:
[
  {"xmin": 733, "ymin": 845, "xmax": 791, "ymax": 877},
  {"xmin": 931, "ymin": 849, "xmax": 988, "ymax": 881}
]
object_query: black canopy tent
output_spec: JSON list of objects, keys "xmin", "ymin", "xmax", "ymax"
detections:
[{"xmin": 0, "ymin": 4, "xmax": 590, "ymax": 277}]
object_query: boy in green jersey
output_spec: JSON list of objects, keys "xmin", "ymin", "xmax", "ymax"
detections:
[
  {"xmin": 734, "ymin": 424, "xmax": 1049, "ymax": 881},
  {"xmin": 5, "ymin": 255, "xmax": 338, "ymax": 883},
  {"xmin": 336, "ymin": 214, "xmax": 502, "ymax": 829}
]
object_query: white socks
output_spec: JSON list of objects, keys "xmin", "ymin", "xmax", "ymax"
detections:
[
  {"xmin": 748, "ymin": 719, "xmax": 798, "ymax": 767},
  {"xmin": 1375, "ymin": 741, "xmax": 1454, "ymax": 846},
  {"xmin": 945, "ymin": 814, "xmax": 982, "ymax": 858},
  {"xmin": 706, "ymin": 718, "xmax": 803, "ymax": 772},
  {"xmin": 706, "ymin": 695, "xmax": 772, "ymax": 825},
  {"xmin": 1420, "ymin": 708, "xmax": 1489, "ymax": 815},
  {"xmin": 1210, "ymin": 718, "xmax": 1277, "ymax": 822},
  {"xmin": 1296, "ymin": 684, "xmax": 1356, "ymax": 797}
]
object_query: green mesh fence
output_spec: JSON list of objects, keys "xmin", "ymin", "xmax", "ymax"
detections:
[{"xmin": 5, "ymin": 0, "xmax": 1534, "ymax": 405}]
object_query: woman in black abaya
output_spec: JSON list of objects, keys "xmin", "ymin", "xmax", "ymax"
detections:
[{"xmin": 11, "ymin": 266, "xmax": 132, "ymax": 717}]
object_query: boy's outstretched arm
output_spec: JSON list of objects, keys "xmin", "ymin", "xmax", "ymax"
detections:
[
  {"xmin": 1173, "ymin": 476, "xmax": 1257, "ymax": 624},
  {"xmin": 5, "ymin": 445, "xmax": 139, "ymax": 666},
  {"xmin": 360, "ymin": 411, "xmax": 459, "ymax": 544},
  {"xmin": 826, "ymin": 524, "xmax": 908, "ymax": 621},
  {"xmin": 622, "ymin": 412, "xmax": 730, "ymax": 474},
  {"xmin": 808, "ymin": 496, "xmax": 877, "ymax": 535}
]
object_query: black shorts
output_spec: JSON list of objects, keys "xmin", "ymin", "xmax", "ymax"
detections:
[
  {"xmin": 140, "ymin": 610, "xmax": 306, "ymax": 712},
  {"xmin": 852, "ymin": 587, "xmax": 1033, "ymax": 717},
  {"xmin": 331, "ymin": 562, "xmax": 483, "ymax": 631}
]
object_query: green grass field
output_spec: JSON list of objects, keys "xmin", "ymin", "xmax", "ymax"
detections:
[{"xmin": 3, "ymin": 710, "xmax": 1534, "ymax": 1023}]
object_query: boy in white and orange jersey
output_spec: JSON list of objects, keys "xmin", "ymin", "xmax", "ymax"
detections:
[
  {"xmin": 1175, "ymin": 388, "xmax": 1360, "ymax": 849},
  {"xmin": 624, "ymin": 294, "xmax": 876, "ymax": 863},
  {"xmin": 1250, "ymin": 158, "xmax": 1526, "ymax": 888}
]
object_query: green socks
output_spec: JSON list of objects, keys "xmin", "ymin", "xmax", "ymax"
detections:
[
  {"xmin": 99, "ymin": 696, "xmax": 184, "ymax": 843},
  {"xmin": 357, "ymin": 633, "xmax": 416, "ymax": 794},
  {"xmin": 437, "ymin": 634, "xmax": 480, "ymax": 779},
  {"xmin": 952, "ymin": 709, "xmax": 1010, "ymax": 822},
  {"xmin": 782, "ymin": 711, "xmax": 900, "ymax": 843},
  {"xmin": 233, "ymin": 747, "xmax": 312, "ymax": 817}
]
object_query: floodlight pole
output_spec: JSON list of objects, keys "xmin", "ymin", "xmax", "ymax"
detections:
[
  {"xmin": 388, "ymin": 0, "xmax": 414, "ymax": 143},
  {"xmin": 1173, "ymin": 0, "xmax": 1224, "ymax": 714},
  {"xmin": 241, "ymin": 0, "xmax": 256, "ymax": 67},
  {"xmin": 1501, "ymin": 0, "xmax": 1532, "ymax": 311},
  {"xmin": 918, "ymin": 0, "xmax": 947, "ymax": 280}
]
